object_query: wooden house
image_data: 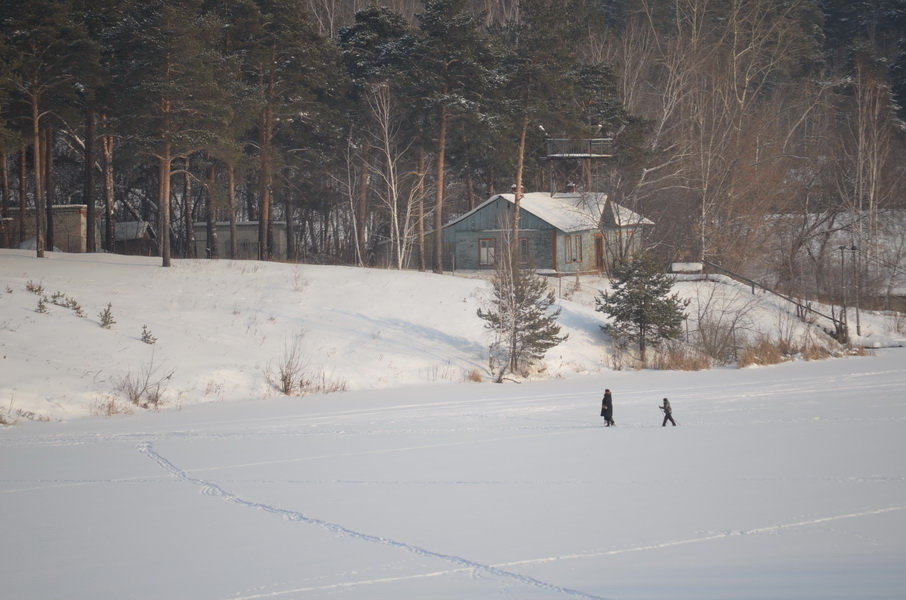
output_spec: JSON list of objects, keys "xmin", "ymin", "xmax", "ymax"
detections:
[
  {"xmin": 114, "ymin": 221, "xmax": 157, "ymax": 256},
  {"xmin": 437, "ymin": 191, "xmax": 652, "ymax": 273}
]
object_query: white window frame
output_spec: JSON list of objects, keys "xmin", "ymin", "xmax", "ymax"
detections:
[
  {"xmin": 565, "ymin": 234, "xmax": 582, "ymax": 264},
  {"xmin": 479, "ymin": 238, "xmax": 496, "ymax": 266}
]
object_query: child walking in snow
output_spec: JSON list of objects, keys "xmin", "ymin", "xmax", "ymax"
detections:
[{"xmin": 659, "ymin": 398, "xmax": 676, "ymax": 426}]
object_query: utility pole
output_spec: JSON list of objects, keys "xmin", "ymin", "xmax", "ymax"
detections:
[
  {"xmin": 838, "ymin": 245, "xmax": 848, "ymax": 343},
  {"xmin": 850, "ymin": 245, "xmax": 861, "ymax": 337}
]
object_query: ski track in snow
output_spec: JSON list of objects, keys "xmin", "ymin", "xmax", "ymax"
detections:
[
  {"xmin": 137, "ymin": 441, "xmax": 614, "ymax": 600},
  {"xmin": 230, "ymin": 502, "xmax": 906, "ymax": 599},
  {"xmin": 498, "ymin": 504, "xmax": 906, "ymax": 565},
  {"xmin": 137, "ymin": 439, "xmax": 906, "ymax": 600}
]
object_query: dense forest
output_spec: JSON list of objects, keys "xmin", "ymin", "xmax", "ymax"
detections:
[{"xmin": 1, "ymin": 0, "xmax": 904, "ymax": 304}]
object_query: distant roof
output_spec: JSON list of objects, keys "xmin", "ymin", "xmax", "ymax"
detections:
[
  {"xmin": 605, "ymin": 198, "xmax": 655, "ymax": 228},
  {"xmin": 444, "ymin": 192, "xmax": 653, "ymax": 233}
]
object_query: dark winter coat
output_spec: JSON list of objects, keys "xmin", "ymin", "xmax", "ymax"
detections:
[
  {"xmin": 601, "ymin": 392, "xmax": 613, "ymax": 419},
  {"xmin": 660, "ymin": 399, "xmax": 672, "ymax": 414}
]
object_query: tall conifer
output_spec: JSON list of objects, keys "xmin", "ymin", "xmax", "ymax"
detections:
[
  {"xmin": 416, "ymin": 0, "xmax": 494, "ymax": 273},
  {"xmin": 110, "ymin": 0, "xmax": 234, "ymax": 266},
  {"xmin": 240, "ymin": 0, "xmax": 338, "ymax": 261},
  {"xmin": 0, "ymin": 0, "xmax": 96, "ymax": 257},
  {"xmin": 596, "ymin": 254, "xmax": 688, "ymax": 363}
]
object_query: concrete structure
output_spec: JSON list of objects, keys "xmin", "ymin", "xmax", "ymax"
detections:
[
  {"xmin": 2, "ymin": 205, "xmax": 95, "ymax": 253},
  {"xmin": 192, "ymin": 222, "xmax": 287, "ymax": 260}
]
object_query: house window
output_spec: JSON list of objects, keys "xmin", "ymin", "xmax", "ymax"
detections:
[
  {"xmin": 520, "ymin": 238, "xmax": 530, "ymax": 265},
  {"xmin": 479, "ymin": 238, "xmax": 496, "ymax": 266},
  {"xmin": 565, "ymin": 234, "xmax": 582, "ymax": 263}
]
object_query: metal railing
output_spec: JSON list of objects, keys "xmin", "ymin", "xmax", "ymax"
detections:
[
  {"xmin": 545, "ymin": 138, "xmax": 613, "ymax": 157},
  {"xmin": 701, "ymin": 260, "xmax": 847, "ymax": 341}
]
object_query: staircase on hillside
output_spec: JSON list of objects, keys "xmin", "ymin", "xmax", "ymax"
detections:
[{"xmin": 698, "ymin": 260, "xmax": 850, "ymax": 343}]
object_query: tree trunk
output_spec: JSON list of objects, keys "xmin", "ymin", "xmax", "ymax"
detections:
[
  {"xmin": 258, "ymin": 109, "xmax": 273, "ymax": 260},
  {"xmin": 159, "ymin": 145, "xmax": 173, "ymax": 267},
  {"xmin": 465, "ymin": 167, "xmax": 475, "ymax": 211},
  {"xmin": 356, "ymin": 144, "xmax": 369, "ymax": 266},
  {"xmin": 433, "ymin": 103, "xmax": 448, "ymax": 274},
  {"xmin": 44, "ymin": 126, "xmax": 54, "ymax": 252},
  {"xmin": 205, "ymin": 163, "xmax": 218, "ymax": 258},
  {"xmin": 84, "ymin": 108, "xmax": 96, "ymax": 252},
  {"xmin": 417, "ymin": 145, "xmax": 426, "ymax": 272},
  {"xmin": 0, "ymin": 151, "xmax": 9, "ymax": 220},
  {"xmin": 102, "ymin": 128, "xmax": 115, "ymax": 252},
  {"xmin": 638, "ymin": 321, "xmax": 648, "ymax": 364},
  {"xmin": 18, "ymin": 148, "xmax": 27, "ymax": 245},
  {"xmin": 228, "ymin": 164, "xmax": 238, "ymax": 259},
  {"xmin": 285, "ymin": 189, "xmax": 296, "ymax": 262},
  {"xmin": 31, "ymin": 96, "xmax": 45, "ymax": 258},
  {"xmin": 258, "ymin": 104, "xmax": 273, "ymax": 261},
  {"xmin": 0, "ymin": 152, "xmax": 7, "ymax": 248},
  {"xmin": 183, "ymin": 155, "xmax": 194, "ymax": 258},
  {"xmin": 245, "ymin": 170, "xmax": 257, "ymax": 221},
  {"xmin": 512, "ymin": 113, "xmax": 528, "ymax": 259}
]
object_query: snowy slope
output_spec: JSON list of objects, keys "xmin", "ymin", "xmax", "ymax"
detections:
[{"xmin": 1, "ymin": 249, "xmax": 902, "ymax": 421}]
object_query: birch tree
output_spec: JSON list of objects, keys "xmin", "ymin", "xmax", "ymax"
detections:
[
  {"xmin": 837, "ymin": 55, "xmax": 899, "ymax": 279},
  {"xmin": 365, "ymin": 83, "xmax": 421, "ymax": 268}
]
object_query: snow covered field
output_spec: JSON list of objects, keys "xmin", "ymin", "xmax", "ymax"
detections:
[
  {"xmin": 2, "ymin": 351, "xmax": 905, "ymax": 599},
  {"xmin": 2, "ymin": 249, "xmax": 905, "ymax": 599}
]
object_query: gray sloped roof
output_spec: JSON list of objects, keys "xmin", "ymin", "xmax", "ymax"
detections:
[
  {"xmin": 114, "ymin": 221, "xmax": 155, "ymax": 241},
  {"xmin": 444, "ymin": 192, "xmax": 653, "ymax": 233}
]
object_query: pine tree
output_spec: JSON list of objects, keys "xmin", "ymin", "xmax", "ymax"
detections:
[
  {"xmin": 0, "ymin": 0, "xmax": 98, "ymax": 258},
  {"xmin": 0, "ymin": 40, "xmax": 21, "ymax": 223},
  {"xmin": 110, "ymin": 0, "xmax": 236, "ymax": 267},
  {"xmin": 416, "ymin": 0, "xmax": 494, "ymax": 273},
  {"xmin": 498, "ymin": 0, "xmax": 584, "ymax": 244},
  {"xmin": 595, "ymin": 254, "xmax": 688, "ymax": 363},
  {"xmin": 478, "ymin": 251, "xmax": 567, "ymax": 382},
  {"xmin": 239, "ymin": 0, "xmax": 339, "ymax": 261}
]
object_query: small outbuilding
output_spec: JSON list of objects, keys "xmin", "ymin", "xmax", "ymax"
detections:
[
  {"xmin": 436, "ymin": 191, "xmax": 653, "ymax": 273},
  {"xmin": 192, "ymin": 221, "xmax": 287, "ymax": 260},
  {"xmin": 3, "ymin": 205, "xmax": 94, "ymax": 253},
  {"xmin": 114, "ymin": 221, "xmax": 157, "ymax": 256}
]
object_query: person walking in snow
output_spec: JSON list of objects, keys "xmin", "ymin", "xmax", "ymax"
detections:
[
  {"xmin": 659, "ymin": 397, "xmax": 676, "ymax": 426},
  {"xmin": 601, "ymin": 389, "xmax": 614, "ymax": 427}
]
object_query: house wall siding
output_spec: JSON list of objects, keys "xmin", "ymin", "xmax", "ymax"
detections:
[
  {"xmin": 442, "ymin": 198, "xmax": 557, "ymax": 270},
  {"xmin": 602, "ymin": 226, "xmax": 646, "ymax": 266},
  {"xmin": 554, "ymin": 230, "xmax": 598, "ymax": 273},
  {"xmin": 433, "ymin": 195, "xmax": 652, "ymax": 274}
]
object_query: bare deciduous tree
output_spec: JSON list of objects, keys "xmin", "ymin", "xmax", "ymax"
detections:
[{"xmin": 365, "ymin": 83, "xmax": 421, "ymax": 269}]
